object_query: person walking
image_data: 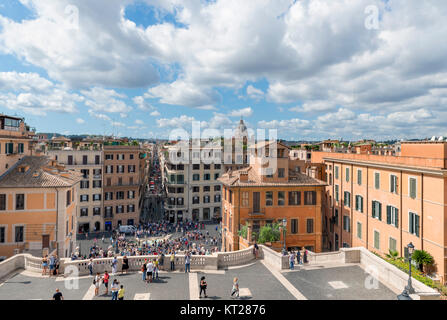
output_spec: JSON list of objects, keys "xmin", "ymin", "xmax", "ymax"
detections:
[
  {"xmin": 118, "ymin": 285, "xmax": 125, "ymax": 300},
  {"xmin": 199, "ymin": 276, "xmax": 208, "ymax": 298},
  {"xmin": 153, "ymin": 259, "xmax": 159, "ymax": 280},
  {"xmin": 88, "ymin": 258, "xmax": 94, "ymax": 276},
  {"xmin": 52, "ymin": 288, "xmax": 64, "ymax": 301},
  {"xmin": 122, "ymin": 256, "xmax": 129, "ymax": 274},
  {"xmin": 303, "ymin": 249, "xmax": 308, "ymax": 264},
  {"xmin": 231, "ymin": 277, "xmax": 239, "ymax": 299},
  {"xmin": 111, "ymin": 256, "xmax": 118, "ymax": 275},
  {"xmin": 111, "ymin": 279, "xmax": 119, "ymax": 300},
  {"xmin": 103, "ymin": 271, "xmax": 110, "ymax": 295},
  {"xmin": 142, "ymin": 259, "xmax": 147, "ymax": 282},
  {"xmin": 297, "ymin": 249, "xmax": 302, "ymax": 265},
  {"xmin": 146, "ymin": 259, "xmax": 154, "ymax": 283},
  {"xmin": 54, "ymin": 255, "xmax": 60, "ymax": 276},
  {"xmin": 42, "ymin": 255, "xmax": 48, "ymax": 276},
  {"xmin": 185, "ymin": 251, "xmax": 191, "ymax": 273},
  {"xmin": 49, "ymin": 254, "xmax": 56, "ymax": 278},
  {"xmin": 170, "ymin": 251, "xmax": 175, "ymax": 271},
  {"xmin": 94, "ymin": 273, "xmax": 101, "ymax": 296},
  {"xmin": 289, "ymin": 251, "xmax": 296, "ymax": 270},
  {"xmin": 253, "ymin": 242, "xmax": 259, "ymax": 259}
]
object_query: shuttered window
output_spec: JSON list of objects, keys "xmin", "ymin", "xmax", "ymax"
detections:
[
  {"xmin": 409, "ymin": 178, "xmax": 417, "ymax": 199},
  {"xmin": 335, "ymin": 185, "xmax": 339, "ymax": 202},
  {"xmin": 357, "ymin": 169, "xmax": 362, "ymax": 185},
  {"xmin": 357, "ymin": 222, "xmax": 362, "ymax": 239},
  {"xmin": 291, "ymin": 219, "xmax": 298, "ymax": 234},
  {"xmin": 306, "ymin": 219, "xmax": 314, "ymax": 234},
  {"xmin": 390, "ymin": 175, "xmax": 398, "ymax": 194},
  {"xmin": 344, "ymin": 191, "xmax": 351, "ymax": 208},
  {"xmin": 389, "ymin": 237, "xmax": 397, "ymax": 252},
  {"xmin": 346, "ymin": 168, "xmax": 350, "ymax": 182},
  {"xmin": 374, "ymin": 231, "xmax": 380, "ymax": 249},
  {"xmin": 375, "ymin": 172, "xmax": 380, "ymax": 189},
  {"xmin": 409, "ymin": 212, "xmax": 420, "ymax": 237},
  {"xmin": 355, "ymin": 195, "xmax": 363, "ymax": 213},
  {"xmin": 386, "ymin": 205, "xmax": 399, "ymax": 228},
  {"xmin": 372, "ymin": 201, "xmax": 382, "ymax": 220}
]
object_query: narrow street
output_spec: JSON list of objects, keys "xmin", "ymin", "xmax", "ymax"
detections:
[{"xmin": 142, "ymin": 144, "xmax": 165, "ymax": 223}]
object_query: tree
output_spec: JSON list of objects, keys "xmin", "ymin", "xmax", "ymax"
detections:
[
  {"xmin": 257, "ymin": 223, "xmax": 280, "ymax": 244},
  {"xmin": 386, "ymin": 249, "xmax": 399, "ymax": 260},
  {"xmin": 412, "ymin": 250, "xmax": 434, "ymax": 273},
  {"xmin": 238, "ymin": 223, "xmax": 249, "ymax": 239}
]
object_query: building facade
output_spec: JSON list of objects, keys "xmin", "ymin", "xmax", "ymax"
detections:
[
  {"xmin": 312, "ymin": 141, "xmax": 447, "ymax": 283},
  {"xmin": 47, "ymin": 150, "xmax": 103, "ymax": 234},
  {"xmin": 219, "ymin": 141, "xmax": 326, "ymax": 252},
  {"xmin": 0, "ymin": 157, "xmax": 80, "ymax": 258},
  {"xmin": 103, "ymin": 145, "xmax": 146, "ymax": 230}
]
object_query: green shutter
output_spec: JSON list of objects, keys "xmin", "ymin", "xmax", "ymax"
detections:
[
  {"xmin": 395, "ymin": 208, "xmax": 399, "ymax": 228},
  {"xmin": 375, "ymin": 173, "xmax": 379, "ymax": 189},
  {"xmin": 378, "ymin": 202, "xmax": 382, "ymax": 220},
  {"xmin": 360, "ymin": 197, "xmax": 363, "ymax": 213},
  {"xmin": 358, "ymin": 170, "xmax": 362, "ymax": 185},
  {"xmin": 410, "ymin": 178, "xmax": 416, "ymax": 198},
  {"xmin": 415, "ymin": 214, "xmax": 420, "ymax": 237},
  {"xmin": 386, "ymin": 206, "xmax": 391, "ymax": 224}
]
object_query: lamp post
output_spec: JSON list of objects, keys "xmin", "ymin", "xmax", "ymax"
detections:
[
  {"xmin": 282, "ymin": 218, "xmax": 287, "ymax": 255},
  {"xmin": 398, "ymin": 242, "xmax": 415, "ymax": 300}
]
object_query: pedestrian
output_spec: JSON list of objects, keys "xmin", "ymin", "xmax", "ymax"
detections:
[
  {"xmin": 185, "ymin": 251, "xmax": 191, "ymax": 273},
  {"xmin": 142, "ymin": 259, "xmax": 147, "ymax": 282},
  {"xmin": 54, "ymin": 255, "xmax": 60, "ymax": 276},
  {"xmin": 112, "ymin": 256, "xmax": 118, "ymax": 275},
  {"xmin": 42, "ymin": 255, "xmax": 48, "ymax": 276},
  {"xmin": 253, "ymin": 242, "xmax": 259, "ymax": 259},
  {"xmin": 88, "ymin": 258, "xmax": 94, "ymax": 276},
  {"xmin": 94, "ymin": 273, "xmax": 101, "ymax": 296},
  {"xmin": 297, "ymin": 249, "xmax": 302, "ymax": 265},
  {"xmin": 170, "ymin": 251, "xmax": 175, "ymax": 271},
  {"xmin": 231, "ymin": 277, "xmax": 239, "ymax": 299},
  {"xmin": 304, "ymin": 249, "xmax": 308, "ymax": 264},
  {"xmin": 49, "ymin": 254, "xmax": 55, "ymax": 277},
  {"xmin": 199, "ymin": 276, "xmax": 208, "ymax": 298},
  {"xmin": 111, "ymin": 279, "xmax": 119, "ymax": 300},
  {"xmin": 146, "ymin": 259, "xmax": 154, "ymax": 283},
  {"xmin": 52, "ymin": 288, "xmax": 64, "ymax": 301},
  {"xmin": 122, "ymin": 255, "xmax": 129, "ymax": 274},
  {"xmin": 103, "ymin": 271, "xmax": 110, "ymax": 295},
  {"xmin": 153, "ymin": 259, "xmax": 159, "ymax": 280},
  {"xmin": 118, "ymin": 285, "xmax": 125, "ymax": 300},
  {"xmin": 289, "ymin": 251, "xmax": 295, "ymax": 270}
]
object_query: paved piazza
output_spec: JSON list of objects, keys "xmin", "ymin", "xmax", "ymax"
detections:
[{"xmin": 0, "ymin": 261, "xmax": 397, "ymax": 300}]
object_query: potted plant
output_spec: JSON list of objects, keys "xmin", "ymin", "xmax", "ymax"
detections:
[{"xmin": 412, "ymin": 250, "xmax": 434, "ymax": 273}]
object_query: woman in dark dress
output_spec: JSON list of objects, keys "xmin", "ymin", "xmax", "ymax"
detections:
[{"xmin": 122, "ymin": 256, "xmax": 129, "ymax": 274}]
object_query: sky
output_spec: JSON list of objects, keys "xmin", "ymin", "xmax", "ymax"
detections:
[{"xmin": 0, "ymin": 0, "xmax": 446, "ymax": 141}]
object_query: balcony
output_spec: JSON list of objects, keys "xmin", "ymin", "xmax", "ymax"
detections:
[{"xmin": 249, "ymin": 208, "xmax": 265, "ymax": 216}]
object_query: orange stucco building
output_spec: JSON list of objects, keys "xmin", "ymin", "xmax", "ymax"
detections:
[
  {"xmin": 0, "ymin": 156, "xmax": 81, "ymax": 258},
  {"xmin": 312, "ymin": 141, "xmax": 447, "ymax": 283},
  {"xmin": 219, "ymin": 142, "xmax": 327, "ymax": 252}
]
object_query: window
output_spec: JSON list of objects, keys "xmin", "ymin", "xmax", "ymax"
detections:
[
  {"xmin": 242, "ymin": 192, "xmax": 249, "ymax": 207},
  {"xmin": 67, "ymin": 155, "xmax": 73, "ymax": 165},
  {"xmin": 204, "ymin": 164, "xmax": 211, "ymax": 170},
  {"xmin": 127, "ymin": 205, "xmax": 135, "ymax": 213},
  {"xmin": 266, "ymin": 192, "xmax": 273, "ymax": 206},
  {"xmin": 288, "ymin": 191, "xmax": 301, "ymax": 205},
  {"xmin": 105, "ymin": 207, "xmax": 113, "ymax": 217},
  {"xmin": 81, "ymin": 169, "xmax": 89, "ymax": 179},
  {"xmin": 18, "ymin": 143, "xmax": 24, "ymax": 154},
  {"xmin": 129, "ymin": 177, "xmax": 134, "ymax": 185},
  {"xmin": 278, "ymin": 192, "xmax": 285, "ymax": 206},
  {"xmin": 116, "ymin": 205, "xmax": 124, "ymax": 214},
  {"xmin": 278, "ymin": 168, "xmax": 285, "ymax": 178},
  {"xmin": 118, "ymin": 177, "xmax": 123, "ymax": 186},
  {"xmin": 390, "ymin": 175, "xmax": 398, "ymax": 194},
  {"xmin": 116, "ymin": 191, "xmax": 125, "ymax": 200},
  {"xmin": 409, "ymin": 178, "xmax": 417, "ymax": 199},
  {"xmin": 334, "ymin": 209, "xmax": 339, "ymax": 226},
  {"xmin": 291, "ymin": 219, "xmax": 298, "ymax": 234},
  {"xmin": 386, "ymin": 206, "xmax": 399, "ymax": 228},
  {"xmin": 105, "ymin": 192, "xmax": 113, "ymax": 201},
  {"xmin": 15, "ymin": 194, "xmax": 25, "ymax": 210},
  {"xmin": 214, "ymin": 164, "xmax": 221, "ymax": 170},
  {"xmin": 203, "ymin": 196, "xmax": 210, "ymax": 204},
  {"xmin": 193, "ymin": 164, "xmax": 200, "ymax": 170},
  {"xmin": 95, "ymin": 155, "xmax": 100, "ymax": 165},
  {"xmin": 306, "ymin": 219, "xmax": 314, "ymax": 234},
  {"xmin": 372, "ymin": 201, "xmax": 382, "ymax": 220},
  {"xmin": 193, "ymin": 196, "xmax": 200, "ymax": 204},
  {"xmin": 128, "ymin": 191, "xmax": 135, "ymax": 199},
  {"xmin": 214, "ymin": 185, "xmax": 221, "ymax": 192},
  {"xmin": 80, "ymin": 208, "xmax": 88, "ymax": 217},
  {"xmin": 374, "ymin": 172, "xmax": 380, "ymax": 189},
  {"xmin": 214, "ymin": 173, "xmax": 220, "ymax": 180},
  {"xmin": 117, "ymin": 154, "xmax": 124, "ymax": 160},
  {"xmin": 106, "ymin": 165, "xmax": 113, "ymax": 174},
  {"xmin": 389, "ymin": 237, "xmax": 397, "ymax": 252},
  {"xmin": 204, "ymin": 186, "xmax": 210, "ymax": 192},
  {"xmin": 83, "ymin": 155, "xmax": 88, "ymax": 165},
  {"xmin": 343, "ymin": 216, "xmax": 350, "ymax": 232},
  {"xmin": 214, "ymin": 194, "xmax": 221, "ymax": 202},
  {"xmin": 355, "ymin": 195, "xmax": 363, "ymax": 213},
  {"xmin": 80, "ymin": 181, "xmax": 89, "ymax": 189},
  {"xmin": 193, "ymin": 174, "xmax": 200, "ymax": 181},
  {"xmin": 80, "ymin": 195, "xmax": 89, "ymax": 202},
  {"xmin": 357, "ymin": 222, "xmax": 362, "ymax": 239},
  {"xmin": 304, "ymin": 191, "xmax": 316, "ymax": 205},
  {"xmin": 335, "ymin": 185, "xmax": 339, "ymax": 202},
  {"xmin": 93, "ymin": 194, "xmax": 101, "ymax": 201},
  {"xmin": 93, "ymin": 207, "xmax": 101, "ymax": 216},
  {"xmin": 106, "ymin": 178, "xmax": 111, "ymax": 186},
  {"xmin": 374, "ymin": 230, "xmax": 380, "ymax": 249},
  {"xmin": 130, "ymin": 154, "xmax": 134, "ymax": 160},
  {"xmin": 0, "ymin": 194, "xmax": 6, "ymax": 211},
  {"xmin": 128, "ymin": 165, "xmax": 136, "ymax": 173},
  {"xmin": 357, "ymin": 169, "xmax": 362, "ymax": 185},
  {"xmin": 346, "ymin": 167, "xmax": 350, "ymax": 182},
  {"xmin": 193, "ymin": 186, "xmax": 200, "ymax": 193},
  {"xmin": 343, "ymin": 191, "xmax": 350, "ymax": 208},
  {"xmin": 409, "ymin": 212, "xmax": 420, "ymax": 237},
  {"xmin": 0, "ymin": 227, "xmax": 5, "ymax": 243},
  {"xmin": 117, "ymin": 165, "xmax": 124, "ymax": 173},
  {"xmin": 93, "ymin": 180, "xmax": 101, "ymax": 188},
  {"xmin": 335, "ymin": 166, "xmax": 339, "ymax": 179},
  {"xmin": 15, "ymin": 226, "xmax": 24, "ymax": 243},
  {"xmin": 105, "ymin": 154, "xmax": 113, "ymax": 160},
  {"xmin": 204, "ymin": 174, "xmax": 211, "ymax": 181},
  {"xmin": 203, "ymin": 208, "xmax": 210, "ymax": 220}
]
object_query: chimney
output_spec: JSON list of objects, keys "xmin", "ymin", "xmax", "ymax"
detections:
[{"xmin": 240, "ymin": 171, "xmax": 248, "ymax": 182}]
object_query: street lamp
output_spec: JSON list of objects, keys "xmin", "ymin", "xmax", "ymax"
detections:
[
  {"xmin": 282, "ymin": 218, "xmax": 287, "ymax": 255},
  {"xmin": 398, "ymin": 242, "xmax": 415, "ymax": 300}
]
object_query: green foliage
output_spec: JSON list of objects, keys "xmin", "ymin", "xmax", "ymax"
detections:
[
  {"xmin": 132, "ymin": 140, "xmax": 139, "ymax": 146},
  {"xmin": 238, "ymin": 223, "xmax": 249, "ymax": 239},
  {"xmin": 385, "ymin": 249, "xmax": 399, "ymax": 260},
  {"xmin": 412, "ymin": 250, "xmax": 434, "ymax": 268},
  {"xmin": 257, "ymin": 223, "xmax": 280, "ymax": 244}
]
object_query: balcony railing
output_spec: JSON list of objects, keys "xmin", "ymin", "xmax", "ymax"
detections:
[{"xmin": 249, "ymin": 208, "xmax": 266, "ymax": 215}]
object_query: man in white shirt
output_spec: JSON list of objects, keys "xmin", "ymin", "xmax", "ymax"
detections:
[{"xmin": 146, "ymin": 260, "xmax": 154, "ymax": 283}]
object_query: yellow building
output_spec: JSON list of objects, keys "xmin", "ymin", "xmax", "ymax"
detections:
[{"xmin": 0, "ymin": 156, "xmax": 81, "ymax": 258}]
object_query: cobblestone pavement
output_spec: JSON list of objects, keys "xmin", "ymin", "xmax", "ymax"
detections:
[{"xmin": 0, "ymin": 262, "xmax": 396, "ymax": 300}]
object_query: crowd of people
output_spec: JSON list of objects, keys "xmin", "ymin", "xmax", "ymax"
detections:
[{"xmin": 287, "ymin": 248, "xmax": 309, "ymax": 270}]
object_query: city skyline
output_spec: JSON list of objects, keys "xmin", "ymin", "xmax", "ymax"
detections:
[{"xmin": 0, "ymin": 1, "xmax": 446, "ymax": 140}]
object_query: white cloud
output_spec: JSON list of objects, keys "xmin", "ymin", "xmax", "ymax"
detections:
[
  {"xmin": 150, "ymin": 110, "xmax": 161, "ymax": 117},
  {"xmin": 246, "ymin": 85, "xmax": 264, "ymax": 100},
  {"xmin": 228, "ymin": 107, "xmax": 253, "ymax": 118},
  {"xmin": 135, "ymin": 119, "xmax": 144, "ymax": 125},
  {"xmin": 81, "ymin": 87, "xmax": 132, "ymax": 113},
  {"xmin": 157, "ymin": 115, "xmax": 196, "ymax": 128},
  {"xmin": 76, "ymin": 118, "xmax": 85, "ymax": 124},
  {"xmin": 0, "ymin": 72, "xmax": 53, "ymax": 92}
]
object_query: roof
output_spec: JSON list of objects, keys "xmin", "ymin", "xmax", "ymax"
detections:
[
  {"xmin": 248, "ymin": 140, "xmax": 291, "ymax": 150},
  {"xmin": 0, "ymin": 156, "xmax": 82, "ymax": 188},
  {"xmin": 218, "ymin": 166, "xmax": 327, "ymax": 187}
]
